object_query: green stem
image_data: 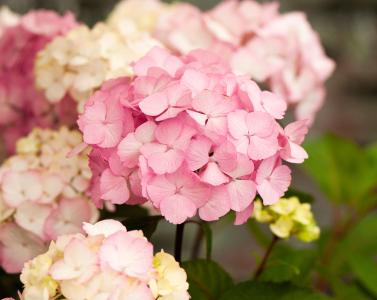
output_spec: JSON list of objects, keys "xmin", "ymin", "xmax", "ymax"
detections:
[
  {"xmin": 174, "ymin": 223, "xmax": 185, "ymax": 263},
  {"xmin": 254, "ymin": 235, "xmax": 279, "ymax": 279}
]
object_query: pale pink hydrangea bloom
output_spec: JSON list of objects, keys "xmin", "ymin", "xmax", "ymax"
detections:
[
  {"xmin": 0, "ymin": 10, "xmax": 78, "ymax": 153},
  {"xmin": 149, "ymin": 0, "xmax": 334, "ymax": 124},
  {"xmin": 0, "ymin": 127, "xmax": 98, "ymax": 273},
  {"xmin": 78, "ymin": 47, "xmax": 308, "ymax": 225},
  {"xmin": 229, "ymin": 11, "xmax": 335, "ymax": 124},
  {"xmin": 35, "ymin": 20, "xmax": 161, "ymax": 112},
  {"xmin": 18, "ymin": 220, "xmax": 189, "ymax": 300}
]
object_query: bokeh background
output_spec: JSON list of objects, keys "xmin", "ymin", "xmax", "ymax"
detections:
[{"xmin": 0, "ymin": 0, "xmax": 376, "ymax": 281}]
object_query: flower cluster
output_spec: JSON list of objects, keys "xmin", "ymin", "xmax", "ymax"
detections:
[
  {"xmin": 19, "ymin": 220, "xmax": 190, "ymax": 300},
  {"xmin": 78, "ymin": 46, "xmax": 308, "ymax": 225},
  {"xmin": 253, "ymin": 197, "xmax": 320, "ymax": 242},
  {"xmin": 0, "ymin": 10, "xmax": 78, "ymax": 153},
  {"xmin": 0, "ymin": 127, "xmax": 98, "ymax": 273},
  {"xmin": 109, "ymin": 0, "xmax": 334, "ymax": 124},
  {"xmin": 35, "ymin": 21, "xmax": 160, "ymax": 112}
]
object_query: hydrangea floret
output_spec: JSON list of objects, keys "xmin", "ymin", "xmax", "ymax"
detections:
[
  {"xmin": 19, "ymin": 220, "xmax": 190, "ymax": 300},
  {"xmin": 0, "ymin": 10, "xmax": 79, "ymax": 153},
  {"xmin": 78, "ymin": 46, "xmax": 309, "ymax": 225},
  {"xmin": 0, "ymin": 127, "xmax": 98, "ymax": 273},
  {"xmin": 253, "ymin": 196, "xmax": 320, "ymax": 242}
]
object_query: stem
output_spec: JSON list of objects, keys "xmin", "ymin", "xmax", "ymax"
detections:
[
  {"xmin": 174, "ymin": 223, "xmax": 185, "ymax": 263},
  {"xmin": 191, "ymin": 225, "xmax": 204, "ymax": 260},
  {"xmin": 254, "ymin": 235, "xmax": 279, "ymax": 279}
]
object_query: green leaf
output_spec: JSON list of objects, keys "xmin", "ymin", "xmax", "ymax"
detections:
[
  {"xmin": 332, "ymin": 278, "xmax": 372, "ymax": 300},
  {"xmin": 259, "ymin": 246, "xmax": 318, "ymax": 284},
  {"xmin": 121, "ymin": 215, "xmax": 163, "ymax": 239},
  {"xmin": 336, "ymin": 213, "xmax": 377, "ymax": 297},
  {"xmin": 303, "ymin": 134, "xmax": 377, "ymax": 204},
  {"xmin": 183, "ymin": 259, "xmax": 234, "ymax": 300},
  {"xmin": 220, "ymin": 281, "xmax": 330, "ymax": 300},
  {"xmin": 348, "ymin": 255, "xmax": 377, "ymax": 297},
  {"xmin": 285, "ymin": 188, "xmax": 315, "ymax": 203}
]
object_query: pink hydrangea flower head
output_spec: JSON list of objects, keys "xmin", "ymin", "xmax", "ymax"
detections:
[
  {"xmin": 0, "ymin": 10, "xmax": 79, "ymax": 153},
  {"xmin": 149, "ymin": 0, "xmax": 334, "ymax": 125},
  {"xmin": 79, "ymin": 46, "xmax": 308, "ymax": 225},
  {"xmin": 0, "ymin": 127, "xmax": 98, "ymax": 273},
  {"xmin": 18, "ymin": 220, "xmax": 190, "ymax": 300}
]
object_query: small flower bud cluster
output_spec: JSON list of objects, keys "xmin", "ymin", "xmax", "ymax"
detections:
[
  {"xmin": 0, "ymin": 127, "xmax": 98, "ymax": 273},
  {"xmin": 253, "ymin": 197, "xmax": 320, "ymax": 242}
]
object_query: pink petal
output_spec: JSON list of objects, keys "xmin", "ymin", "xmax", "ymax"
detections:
[
  {"xmin": 147, "ymin": 149, "xmax": 185, "ymax": 174},
  {"xmin": 100, "ymin": 122, "xmax": 123, "ymax": 148},
  {"xmin": 146, "ymin": 175, "xmax": 176, "ymax": 207},
  {"xmin": 160, "ymin": 194, "xmax": 197, "ymax": 224},
  {"xmin": 187, "ymin": 110, "xmax": 207, "ymax": 126},
  {"xmin": 186, "ymin": 136, "xmax": 211, "ymax": 171},
  {"xmin": 228, "ymin": 179, "xmax": 256, "ymax": 212},
  {"xmin": 225, "ymin": 153, "xmax": 254, "ymax": 179},
  {"xmin": 100, "ymin": 231, "xmax": 153, "ymax": 280},
  {"xmin": 213, "ymin": 141, "xmax": 237, "ymax": 173},
  {"xmin": 200, "ymin": 162, "xmax": 229, "ymax": 186},
  {"xmin": 261, "ymin": 91, "xmax": 287, "ymax": 119},
  {"xmin": 248, "ymin": 135, "xmax": 279, "ymax": 160},
  {"xmin": 156, "ymin": 106, "xmax": 186, "ymax": 121},
  {"xmin": 227, "ymin": 110, "xmax": 248, "ymax": 139},
  {"xmin": 14, "ymin": 202, "xmax": 51, "ymax": 239},
  {"xmin": 44, "ymin": 197, "xmax": 93, "ymax": 240},
  {"xmin": 0, "ymin": 223, "xmax": 46, "ymax": 273},
  {"xmin": 135, "ymin": 121, "xmax": 157, "ymax": 143},
  {"xmin": 281, "ymin": 141, "xmax": 308, "ymax": 164},
  {"xmin": 155, "ymin": 118, "xmax": 183, "ymax": 145},
  {"xmin": 181, "ymin": 69, "xmax": 209, "ymax": 95},
  {"xmin": 284, "ymin": 119, "xmax": 308, "ymax": 145},
  {"xmin": 133, "ymin": 47, "xmax": 184, "ymax": 77},
  {"xmin": 139, "ymin": 92, "xmax": 168, "ymax": 116},
  {"xmin": 84, "ymin": 101, "xmax": 106, "ymax": 122},
  {"xmin": 246, "ymin": 111, "xmax": 275, "ymax": 137},
  {"xmin": 255, "ymin": 155, "xmax": 277, "ymax": 183},
  {"xmin": 100, "ymin": 169, "xmax": 130, "ymax": 204},
  {"xmin": 82, "ymin": 123, "xmax": 105, "ymax": 145},
  {"xmin": 234, "ymin": 203, "xmax": 254, "ymax": 225},
  {"xmin": 257, "ymin": 165, "xmax": 291, "ymax": 205},
  {"xmin": 199, "ymin": 186, "xmax": 230, "ymax": 221},
  {"xmin": 83, "ymin": 220, "xmax": 126, "ymax": 237},
  {"xmin": 117, "ymin": 133, "xmax": 142, "ymax": 167}
]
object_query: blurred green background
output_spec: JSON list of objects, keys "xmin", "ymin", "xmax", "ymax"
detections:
[{"xmin": 0, "ymin": 0, "xmax": 376, "ymax": 283}]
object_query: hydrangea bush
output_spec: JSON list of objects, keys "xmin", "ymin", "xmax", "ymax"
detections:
[{"xmin": 3, "ymin": 2, "xmax": 376, "ymax": 300}]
